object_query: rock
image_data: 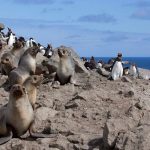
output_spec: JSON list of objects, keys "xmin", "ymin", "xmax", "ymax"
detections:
[
  {"xmin": 0, "ymin": 61, "xmax": 150, "ymax": 149},
  {"xmin": 67, "ymin": 135, "xmax": 81, "ymax": 144},
  {"xmin": 139, "ymin": 111, "xmax": 150, "ymax": 126},
  {"xmin": 65, "ymin": 101, "xmax": 78, "ymax": 109},
  {"xmin": 114, "ymin": 125, "xmax": 150, "ymax": 150},
  {"xmin": 48, "ymin": 134, "xmax": 71, "ymax": 150},
  {"xmin": 97, "ymin": 67, "xmax": 110, "ymax": 77},
  {"xmin": 47, "ymin": 45, "xmax": 90, "ymax": 75},
  {"xmin": 73, "ymin": 144, "xmax": 89, "ymax": 150},
  {"xmin": 138, "ymin": 68, "xmax": 150, "ymax": 80},
  {"xmin": 103, "ymin": 117, "xmax": 138, "ymax": 149},
  {"xmin": 121, "ymin": 76, "xmax": 132, "ymax": 83},
  {"xmin": 52, "ymin": 81, "xmax": 60, "ymax": 89},
  {"xmin": 33, "ymin": 107, "xmax": 59, "ymax": 133},
  {"xmin": 140, "ymin": 98, "xmax": 150, "ymax": 111},
  {"xmin": 53, "ymin": 99, "xmax": 65, "ymax": 111},
  {"xmin": 37, "ymin": 137, "xmax": 57, "ymax": 145},
  {"xmin": 35, "ymin": 107, "xmax": 58, "ymax": 121},
  {"xmin": 124, "ymin": 90, "xmax": 134, "ymax": 97}
]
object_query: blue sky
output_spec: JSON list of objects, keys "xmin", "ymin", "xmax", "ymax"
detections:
[{"xmin": 1, "ymin": 0, "xmax": 150, "ymax": 57}]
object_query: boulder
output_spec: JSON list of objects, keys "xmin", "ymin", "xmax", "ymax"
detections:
[
  {"xmin": 103, "ymin": 117, "xmax": 138, "ymax": 149},
  {"xmin": 46, "ymin": 45, "xmax": 90, "ymax": 75}
]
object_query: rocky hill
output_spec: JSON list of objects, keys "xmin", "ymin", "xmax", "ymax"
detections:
[{"xmin": 0, "ymin": 68, "xmax": 150, "ymax": 149}]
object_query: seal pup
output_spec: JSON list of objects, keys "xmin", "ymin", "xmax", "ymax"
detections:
[
  {"xmin": 56, "ymin": 48, "xmax": 75, "ymax": 85},
  {"xmin": 1, "ymin": 40, "xmax": 26, "ymax": 76},
  {"xmin": 1, "ymin": 52, "xmax": 17, "ymax": 75},
  {"xmin": 111, "ymin": 57, "xmax": 123, "ymax": 80},
  {"xmin": 8, "ymin": 45, "xmax": 39, "ymax": 88},
  {"xmin": 23, "ymin": 75, "xmax": 43, "ymax": 109},
  {"xmin": 0, "ymin": 84, "xmax": 56, "ymax": 145}
]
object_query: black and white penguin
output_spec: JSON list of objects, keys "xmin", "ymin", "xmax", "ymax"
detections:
[
  {"xmin": 129, "ymin": 63, "xmax": 139, "ymax": 77},
  {"xmin": 44, "ymin": 44, "xmax": 53, "ymax": 58},
  {"xmin": 111, "ymin": 57, "xmax": 123, "ymax": 80},
  {"xmin": 26, "ymin": 37, "xmax": 36, "ymax": 48},
  {"xmin": 8, "ymin": 33, "xmax": 16, "ymax": 48}
]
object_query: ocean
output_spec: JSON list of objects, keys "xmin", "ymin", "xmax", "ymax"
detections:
[{"xmin": 85, "ymin": 57, "xmax": 150, "ymax": 70}]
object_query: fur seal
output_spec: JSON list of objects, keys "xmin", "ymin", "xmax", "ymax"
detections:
[
  {"xmin": 1, "ymin": 52, "xmax": 17, "ymax": 75},
  {"xmin": 23, "ymin": 75, "xmax": 43, "ymax": 109},
  {"xmin": 0, "ymin": 84, "xmax": 56, "ymax": 145},
  {"xmin": 56, "ymin": 48, "xmax": 75, "ymax": 84},
  {"xmin": 8, "ymin": 45, "xmax": 39, "ymax": 87},
  {"xmin": 111, "ymin": 57, "xmax": 123, "ymax": 80},
  {"xmin": 1, "ymin": 40, "xmax": 25, "ymax": 75}
]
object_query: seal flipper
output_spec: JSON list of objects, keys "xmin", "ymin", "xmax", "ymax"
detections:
[{"xmin": 0, "ymin": 130, "xmax": 13, "ymax": 145}]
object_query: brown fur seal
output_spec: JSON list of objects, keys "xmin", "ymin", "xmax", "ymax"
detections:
[
  {"xmin": 1, "ymin": 40, "xmax": 26, "ymax": 75},
  {"xmin": 8, "ymin": 45, "xmax": 39, "ymax": 88},
  {"xmin": 56, "ymin": 48, "xmax": 75, "ymax": 85},
  {"xmin": 23, "ymin": 75, "xmax": 43, "ymax": 109},
  {"xmin": 1, "ymin": 52, "xmax": 17, "ymax": 75},
  {"xmin": 0, "ymin": 84, "xmax": 57, "ymax": 145}
]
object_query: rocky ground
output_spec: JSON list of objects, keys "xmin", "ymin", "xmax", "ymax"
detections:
[{"xmin": 0, "ymin": 69, "xmax": 150, "ymax": 150}]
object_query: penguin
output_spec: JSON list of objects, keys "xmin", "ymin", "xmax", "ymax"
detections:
[
  {"xmin": 44, "ymin": 44, "xmax": 53, "ymax": 58},
  {"xmin": 129, "ymin": 63, "xmax": 138, "ymax": 77},
  {"xmin": 96, "ymin": 60, "xmax": 104, "ymax": 68},
  {"xmin": 111, "ymin": 57, "xmax": 123, "ymax": 80},
  {"xmin": 30, "ymin": 38, "xmax": 36, "ymax": 47},
  {"xmin": 8, "ymin": 33, "xmax": 16, "ymax": 48},
  {"xmin": 38, "ymin": 43, "xmax": 45, "ymax": 55},
  {"xmin": 25, "ymin": 38, "xmax": 36, "ymax": 48}
]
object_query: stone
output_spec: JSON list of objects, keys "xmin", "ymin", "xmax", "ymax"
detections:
[{"xmin": 46, "ymin": 45, "xmax": 89, "ymax": 75}]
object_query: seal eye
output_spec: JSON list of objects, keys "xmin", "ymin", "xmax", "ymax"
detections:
[
  {"xmin": 34, "ymin": 77, "xmax": 37, "ymax": 81},
  {"xmin": 5, "ymin": 58, "xmax": 9, "ymax": 61}
]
